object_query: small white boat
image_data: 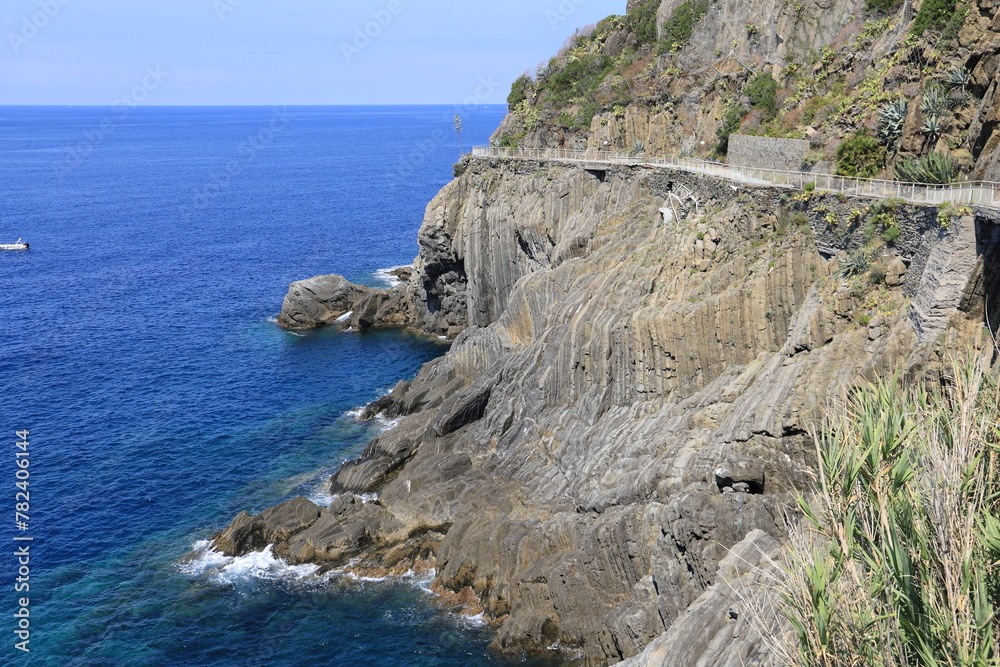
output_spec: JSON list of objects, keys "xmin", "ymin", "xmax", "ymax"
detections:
[{"xmin": 0, "ymin": 238, "xmax": 29, "ymax": 251}]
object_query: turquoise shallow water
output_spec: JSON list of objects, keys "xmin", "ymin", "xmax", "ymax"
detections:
[{"xmin": 0, "ymin": 105, "xmax": 546, "ymax": 666}]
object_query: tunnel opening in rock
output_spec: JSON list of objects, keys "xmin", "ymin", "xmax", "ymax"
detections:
[{"xmin": 586, "ymin": 168, "xmax": 607, "ymax": 183}]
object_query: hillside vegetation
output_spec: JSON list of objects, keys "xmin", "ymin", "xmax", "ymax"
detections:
[{"xmin": 495, "ymin": 0, "xmax": 1000, "ymax": 184}]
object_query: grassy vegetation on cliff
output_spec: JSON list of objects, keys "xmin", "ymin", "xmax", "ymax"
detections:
[
  {"xmin": 499, "ymin": 0, "xmax": 700, "ymax": 142},
  {"xmin": 782, "ymin": 356, "xmax": 1000, "ymax": 666},
  {"xmin": 865, "ymin": 0, "xmax": 904, "ymax": 12},
  {"xmin": 659, "ymin": 0, "xmax": 709, "ymax": 53}
]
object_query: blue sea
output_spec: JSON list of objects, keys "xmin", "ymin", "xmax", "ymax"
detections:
[{"xmin": 0, "ymin": 105, "xmax": 542, "ymax": 666}]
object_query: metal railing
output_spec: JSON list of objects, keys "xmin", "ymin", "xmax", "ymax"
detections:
[{"xmin": 470, "ymin": 146, "xmax": 1000, "ymax": 209}]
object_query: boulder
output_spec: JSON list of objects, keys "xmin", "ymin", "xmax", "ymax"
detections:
[
  {"xmin": 885, "ymin": 256, "xmax": 908, "ymax": 287},
  {"xmin": 276, "ymin": 274, "xmax": 376, "ymax": 330}
]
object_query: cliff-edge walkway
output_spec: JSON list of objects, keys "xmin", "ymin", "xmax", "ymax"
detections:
[{"xmin": 471, "ymin": 146, "xmax": 1000, "ymax": 210}]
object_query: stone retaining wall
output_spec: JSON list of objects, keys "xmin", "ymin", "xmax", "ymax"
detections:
[{"xmin": 728, "ymin": 134, "xmax": 811, "ymax": 172}]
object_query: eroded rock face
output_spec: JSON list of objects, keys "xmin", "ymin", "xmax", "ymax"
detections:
[
  {"xmin": 212, "ymin": 496, "xmax": 322, "ymax": 555},
  {"xmin": 220, "ymin": 160, "xmax": 993, "ymax": 664},
  {"xmin": 618, "ymin": 529, "xmax": 785, "ymax": 667}
]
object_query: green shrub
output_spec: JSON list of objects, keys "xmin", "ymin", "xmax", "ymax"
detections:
[
  {"xmin": 499, "ymin": 130, "xmax": 525, "ymax": 148},
  {"xmin": 659, "ymin": 0, "xmax": 709, "ymax": 53},
  {"xmin": 871, "ymin": 197, "xmax": 903, "ymax": 214},
  {"xmin": 715, "ymin": 101, "xmax": 748, "ymax": 154},
  {"xmin": 882, "ymin": 225, "xmax": 902, "ymax": 243},
  {"xmin": 895, "ymin": 151, "xmax": 958, "ymax": 183},
  {"xmin": 836, "ymin": 134, "xmax": 886, "ymax": 178},
  {"xmin": 910, "ymin": 0, "xmax": 959, "ymax": 37},
  {"xmin": 624, "ymin": 0, "xmax": 660, "ymax": 45},
  {"xmin": 941, "ymin": 3, "xmax": 970, "ymax": 42},
  {"xmin": 507, "ymin": 74, "xmax": 532, "ymax": 110},
  {"xmin": 575, "ymin": 99, "xmax": 599, "ymax": 129},
  {"xmin": 864, "ymin": 0, "xmax": 902, "ymax": 12},
  {"xmin": 746, "ymin": 72, "xmax": 780, "ymax": 118},
  {"xmin": 542, "ymin": 53, "xmax": 613, "ymax": 107}
]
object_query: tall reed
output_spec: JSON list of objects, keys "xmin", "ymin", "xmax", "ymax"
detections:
[{"xmin": 782, "ymin": 353, "xmax": 1000, "ymax": 666}]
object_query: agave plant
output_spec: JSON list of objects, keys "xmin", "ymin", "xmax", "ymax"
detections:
[
  {"xmin": 944, "ymin": 66, "xmax": 971, "ymax": 91},
  {"xmin": 895, "ymin": 151, "xmax": 958, "ymax": 184},
  {"xmin": 838, "ymin": 247, "xmax": 880, "ymax": 278},
  {"xmin": 877, "ymin": 100, "xmax": 908, "ymax": 149},
  {"xmin": 630, "ymin": 140, "xmax": 646, "ymax": 156},
  {"xmin": 921, "ymin": 114, "xmax": 944, "ymax": 141},
  {"xmin": 920, "ymin": 86, "xmax": 951, "ymax": 118}
]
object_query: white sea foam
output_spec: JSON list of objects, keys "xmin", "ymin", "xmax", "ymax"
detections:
[
  {"xmin": 456, "ymin": 613, "xmax": 488, "ymax": 628},
  {"xmin": 178, "ymin": 542, "xmax": 320, "ymax": 585},
  {"xmin": 213, "ymin": 545, "xmax": 320, "ymax": 585},
  {"xmin": 374, "ymin": 414, "xmax": 402, "ymax": 433},
  {"xmin": 356, "ymin": 492, "xmax": 379, "ymax": 504},
  {"xmin": 177, "ymin": 540, "xmax": 231, "ymax": 576},
  {"xmin": 178, "ymin": 541, "xmax": 486, "ymax": 630},
  {"xmin": 410, "ymin": 569, "xmax": 436, "ymax": 593},
  {"xmin": 308, "ymin": 485, "xmax": 338, "ymax": 507},
  {"xmin": 266, "ymin": 316, "xmax": 278, "ymax": 324},
  {"xmin": 373, "ymin": 265, "xmax": 411, "ymax": 288},
  {"xmin": 343, "ymin": 405, "xmax": 401, "ymax": 434},
  {"xmin": 343, "ymin": 571, "xmax": 393, "ymax": 583}
]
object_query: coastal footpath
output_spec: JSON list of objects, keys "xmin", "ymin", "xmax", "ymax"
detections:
[{"xmin": 215, "ymin": 0, "xmax": 1000, "ymax": 663}]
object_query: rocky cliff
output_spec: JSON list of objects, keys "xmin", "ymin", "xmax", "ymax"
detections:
[
  {"xmin": 218, "ymin": 151, "xmax": 999, "ymax": 663},
  {"xmin": 214, "ymin": 1, "xmax": 1000, "ymax": 663}
]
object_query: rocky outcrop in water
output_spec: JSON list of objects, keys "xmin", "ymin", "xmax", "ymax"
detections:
[
  {"xmin": 277, "ymin": 272, "xmax": 416, "ymax": 332},
  {"xmin": 220, "ymin": 153, "xmax": 1000, "ymax": 664}
]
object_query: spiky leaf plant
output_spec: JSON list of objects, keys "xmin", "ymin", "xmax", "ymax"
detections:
[
  {"xmin": 895, "ymin": 151, "xmax": 958, "ymax": 184},
  {"xmin": 920, "ymin": 85, "xmax": 951, "ymax": 118},
  {"xmin": 944, "ymin": 66, "xmax": 971, "ymax": 90},
  {"xmin": 837, "ymin": 247, "xmax": 880, "ymax": 277},
  {"xmin": 878, "ymin": 100, "xmax": 908, "ymax": 149},
  {"xmin": 922, "ymin": 114, "xmax": 944, "ymax": 141}
]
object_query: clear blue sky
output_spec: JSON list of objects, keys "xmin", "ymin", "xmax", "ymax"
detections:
[{"xmin": 2, "ymin": 0, "xmax": 624, "ymax": 105}]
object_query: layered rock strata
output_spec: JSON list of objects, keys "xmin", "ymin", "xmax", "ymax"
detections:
[{"xmin": 235, "ymin": 158, "xmax": 997, "ymax": 664}]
